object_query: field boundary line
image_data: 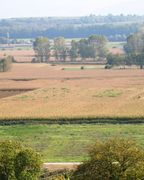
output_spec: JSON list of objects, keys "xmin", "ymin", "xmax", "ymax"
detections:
[{"xmin": 0, "ymin": 117, "xmax": 144, "ymax": 125}]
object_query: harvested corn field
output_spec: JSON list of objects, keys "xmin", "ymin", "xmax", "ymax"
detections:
[{"xmin": 0, "ymin": 63, "xmax": 144, "ymax": 119}]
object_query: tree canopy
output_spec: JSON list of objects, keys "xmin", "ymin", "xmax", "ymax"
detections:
[
  {"xmin": 0, "ymin": 140, "xmax": 41, "ymax": 180},
  {"xmin": 54, "ymin": 37, "xmax": 67, "ymax": 61},
  {"xmin": 33, "ymin": 37, "xmax": 51, "ymax": 62},
  {"xmin": 125, "ymin": 30, "xmax": 144, "ymax": 69},
  {"xmin": 33, "ymin": 35, "xmax": 108, "ymax": 62},
  {"xmin": 0, "ymin": 56, "xmax": 13, "ymax": 72},
  {"xmin": 72, "ymin": 139, "xmax": 144, "ymax": 180}
]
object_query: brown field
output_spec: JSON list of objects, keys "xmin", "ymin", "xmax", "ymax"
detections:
[
  {"xmin": 108, "ymin": 47, "xmax": 125, "ymax": 55},
  {"xmin": 0, "ymin": 49, "xmax": 35, "ymax": 62},
  {"xmin": 0, "ymin": 63, "xmax": 144, "ymax": 119}
]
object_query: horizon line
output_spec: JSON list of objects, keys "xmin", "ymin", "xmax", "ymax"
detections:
[{"xmin": 1, "ymin": 14, "xmax": 144, "ymax": 20}]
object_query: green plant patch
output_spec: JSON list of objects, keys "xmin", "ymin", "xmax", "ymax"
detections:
[
  {"xmin": 18, "ymin": 95, "xmax": 29, "ymax": 99},
  {"xmin": 94, "ymin": 89, "xmax": 122, "ymax": 98},
  {"xmin": 63, "ymin": 68, "xmax": 84, "ymax": 71},
  {"xmin": 16, "ymin": 94, "xmax": 34, "ymax": 100}
]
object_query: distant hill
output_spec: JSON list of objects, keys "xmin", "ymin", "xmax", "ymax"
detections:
[{"xmin": 0, "ymin": 15, "xmax": 143, "ymax": 41}]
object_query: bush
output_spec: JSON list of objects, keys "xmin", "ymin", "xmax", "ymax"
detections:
[
  {"xmin": 0, "ymin": 56, "xmax": 13, "ymax": 72},
  {"xmin": 0, "ymin": 140, "xmax": 41, "ymax": 180},
  {"xmin": 105, "ymin": 64, "xmax": 112, "ymax": 69},
  {"xmin": 80, "ymin": 66, "xmax": 84, "ymax": 70},
  {"xmin": 106, "ymin": 54, "xmax": 126, "ymax": 67},
  {"xmin": 72, "ymin": 139, "xmax": 144, "ymax": 180},
  {"xmin": 40, "ymin": 169, "xmax": 72, "ymax": 180}
]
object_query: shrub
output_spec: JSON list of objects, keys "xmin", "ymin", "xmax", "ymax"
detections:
[
  {"xmin": 72, "ymin": 139, "xmax": 144, "ymax": 180},
  {"xmin": 0, "ymin": 140, "xmax": 41, "ymax": 180},
  {"xmin": 105, "ymin": 64, "xmax": 112, "ymax": 69},
  {"xmin": 40, "ymin": 169, "xmax": 72, "ymax": 180},
  {"xmin": 95, "ymin": 89, "xmax": 122, "ymax": 98},
  {"xmin": 0, "ymin": 56, "xmax": 13, "ymax": 72},
  {"xmin": 80, "ymin": 66, "xmax": 84, "ymax": 70}
]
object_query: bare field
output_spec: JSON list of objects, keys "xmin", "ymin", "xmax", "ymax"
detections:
[
  {"xmin": 108, "ymin": 47, "xmax": 124, "ymax": 55},
  {"xmin": 0, "ymin": 49, "xmax": 34, "ymax": 62},
  {"xmin": 0, "ymin": 63, "xmax": 144, "ymax": 119}
]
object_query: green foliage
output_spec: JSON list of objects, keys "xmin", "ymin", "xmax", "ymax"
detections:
[
  {"xmin": 78, "ymin": 38, "xmax": 93, "ymax": 59},
  {"xmin": 105, "ymin": 64, "xmax": 113, "ymax": 69},
  {"xmin": 80, "ymin": 66, "xmax": 84, "ymax": 70},
  {"xmin": 125, "ymin": 32, "xmax": 144, "ymax": 54},
  {"xmin": 134, "ymin": 53, "xmax": 144, "ymax": 69},
  {"xmin": 88, "ymin": 35, "xmax": 108, "ymax": 57},
  {"xmin": 106, "ymin": 53, "xmax": 126, "ymax": 67},
  {"xmin": 33, "ymin": 37, "xmax": 51, "ymax": 62},
  {"xmin": 125, "ymin": 30, "xmax": 144, "ymax": 68},
  {"xmin": 0, "ymin": 141, "xmax": 21, "ymax": 180},
  {"xmin": 40, "ymin": 169, "xmax": 72, "ymax": 180},
  {"xmin": 33, "ymin": 35, "xmax": 107, "ymax": 62},
  {"xmin": 94, "ymin": 89, "xmax": 122, "ymax": 98},
  {"xmin": 15, "ymin": 149, "xmax": 41, "ymax": 180},
  {"xmin": 54, "ymin": 37, "xmax": 67, "ymax": 61},
  {"xmin": 70, "ymin": 40, "xmax": 79, "ymax": 61},
  {"xmin": 0, "ymin": 56, "xmax": 13, "ymax": 72},
  {"xmin": 72, "ymin": 139, "xmax": 144, "ymax": 180},
  {"xmin": 0, "ymin": 140, "xmax": 41, "ymax": 180},
  {"xmin": 77, "ymin": 35, "xmax": 108, "ymax": 60}
]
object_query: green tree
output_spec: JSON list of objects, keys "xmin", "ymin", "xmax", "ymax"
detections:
[
  {"xmin": 77, "ymin": 35, "xmax": 108, "ymax": 61},
  {"xmin": 106, "ymin": 54, "xmax": 126, "ymax": 68},
  {"xmin": 124, "ymin": 32, "xmax": 144, "ymax": 54},
  {"xmin": 88, "ymin": 35, "xmax": 108, "ymax": 60},
  {"xmin": 72, "ymin": 139, "xmax": 144, "ymax": 180},
  {"xmin": 78, "ymin": 39, "xmax": 95, "ymax": 60},
  {"xmin": 33, "ymin": 37, "xmax": 51, "ymax": 63},
  {"xmin": 125, "ymin": 30, "xmax": 144, "ymax": 69},
  {"xmin": 0, "ymin": 141, "xmax": 21, "ymax": 180},
  {"xmin": 54, "ymin": 37, "xmax": 66, "ymax": 61},
  {"xmin": 0, "ymin": 140, "xmax": 41, "ymax": 180},
  {"xmin": 15, "ymin": 149, "xmax": 41, "ymax": 180},
  {"xmin": 61, "ymin": 48, "xmax": 69, "ymax": 62},
  {"xmin": 70, "ymin": 40, "xmax": 79, "ymax": 61},
  {"xmin": 0, "ymin": 56, "xmax": 13, "ymax": 72}
]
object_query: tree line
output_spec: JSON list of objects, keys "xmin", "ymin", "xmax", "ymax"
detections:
[
  {"xmin": 0, "ymin": 24, "xmax": 138, "ymax": 42},
  {"xmin": 0, "ymin": 16, "xmax": 141, "ymax": 41},
  {"xmin": 33, "ymin": 29, "xmax": 144, "ymax": 69},
  {"xmin": 33, "ymin": 35, "xmax": 108, "ymax": 63}
]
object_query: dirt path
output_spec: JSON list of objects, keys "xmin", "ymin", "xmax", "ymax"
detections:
[{"xmin": 43, "ymin": 162, "xmax": 81, "ymax": 171}]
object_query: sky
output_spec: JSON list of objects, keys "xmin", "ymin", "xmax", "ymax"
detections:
[{"xmin": 0, "ymin": 0, "xmax": 144, "ymax": 19}]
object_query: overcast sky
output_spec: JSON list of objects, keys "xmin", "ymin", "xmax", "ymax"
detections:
[{"xmin": 1, "ymin": 0, "xmax": 144, "ymax": 19}]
